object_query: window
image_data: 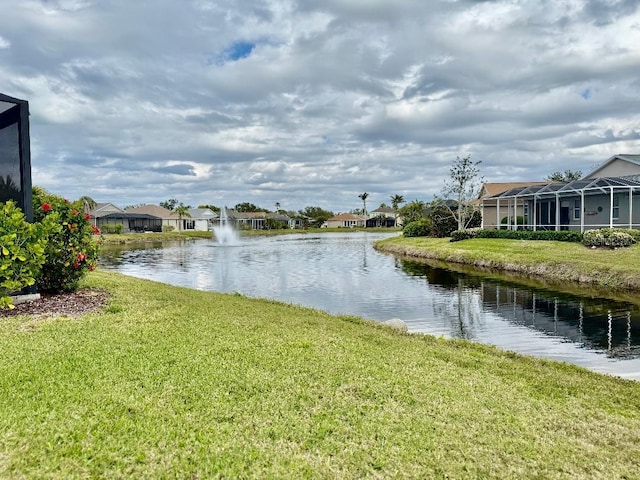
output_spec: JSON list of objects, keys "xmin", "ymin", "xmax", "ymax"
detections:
[
  {"xmin": 613, "ymin": 195, "xmax": 620, "ymax": 220},
  {"xmin": 573, "ymin": 199, "xmax": 581, "ymax": 220}
]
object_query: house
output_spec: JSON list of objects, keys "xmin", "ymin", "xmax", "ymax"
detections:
[
  {"xmin": 369, "ymin": 206, "xmax": 398, "ymax": 227},
  {"xmin": 479, "ymin": 182, "xmax": 549, "ymax": 229},
  {"xmin": 224, "ymin": 210, "xmax": 290, "ymax": 230},
  {"xmin": 323, "ymin": 213, "xmax": 366, "ymax": 228},
  {"xmin": 482, "ymin": 154, "xmax": 640, "ymax": 232},
  {"xmin": 125, "ymin": 204, "xmax": 181, "ymax": 231},
  {"xmin": 183, "ymin": 208, "xmax": 218, "ymax": 231},
  {"xmin": 90, "ymin": 203, "xmax": 162, "ymax": 233}
]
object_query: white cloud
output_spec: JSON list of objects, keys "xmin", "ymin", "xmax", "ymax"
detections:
[{"xmin": 0, "ymin": 0, "xmax": 638, "ymax": 212}]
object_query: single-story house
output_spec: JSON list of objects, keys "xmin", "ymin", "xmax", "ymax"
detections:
[
  {"xmin": 125, "ymin": 204, "xmax": 181, "ymax": 231},
  {"xmin": 482, "ymin": 154, "xmax": 640, "ymax": 232},
  {"xmin": 90, "ymin": 203, "xmax": 163, "ymax": 233},
  {"xmin": 323, "ymin": 213, "xmax": 366, "ymax": 228},
  {"xmin": 223, "ymin": 210, "xmax": 290, "ymax": 230},
  {"xmin": 183, "ymin": 208, "xmax": 218, "ymax": 231},
  {"xmin": 479, "ymin": 182, "xmax": 550, "ymax": 229}
]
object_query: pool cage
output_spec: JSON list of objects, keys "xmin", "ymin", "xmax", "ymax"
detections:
[
  {"xmin": 0, "ymin": 93, "xmax": 33, "ymax": 221},
  {"xmin": 482, "ymin": 177, "xmax": 640, "ymax": 232}
]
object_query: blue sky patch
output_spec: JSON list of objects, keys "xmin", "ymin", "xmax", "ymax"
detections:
[
  {"xmin": 581, "ymin": 88, "xmax": 592, "ymax": 100},
  {"xmin": 213, "ymin": 41, "xmax": 255, "ymax": 65}
]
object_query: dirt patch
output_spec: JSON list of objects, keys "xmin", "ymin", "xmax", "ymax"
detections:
[{"xmin": 1, "ymin": 288, "xmax": 110, "ymax": 318}]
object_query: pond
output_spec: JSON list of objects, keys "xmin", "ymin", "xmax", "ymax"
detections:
[{"xmin": 99, "ymin": 232, "xmax": 640, "ymax": 381}]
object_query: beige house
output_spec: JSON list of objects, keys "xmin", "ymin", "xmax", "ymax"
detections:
[
  {"xmin": 323, "ymin": 213, "xmax": 366, "ymax": 228},
  {"xmin": 125, "ymin": 205, "xmax": 181, "ymax": 231},
  {"xmin": 483, "ymin": 154, "xmax": 640, "ymax": 232},
  {"xmin": 479, "ymin": 182, "xmax": 549, "ymax": 229}
]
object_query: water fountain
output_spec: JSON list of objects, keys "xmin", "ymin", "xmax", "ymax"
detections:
[{"xmin": 212, "ymin": 206, "xmax": 239, "ymax": 245}]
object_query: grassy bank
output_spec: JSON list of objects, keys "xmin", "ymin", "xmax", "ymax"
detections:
[
  {"xmin": 99, "ymin": 227, "xmax": 399, "ymax": 244},
  {"xmin": 375, "ymin": 236, "xmax": 640, "ymax": 293},
  {"xmin": 1, "ymin": 272, "xmax": 640, "ymax": 478}
]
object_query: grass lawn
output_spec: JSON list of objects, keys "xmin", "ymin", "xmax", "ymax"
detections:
[
  {"xmin": 376, "ymin": 236, "xmax": 640, "ymax": 295},
  {"xmin": 1, "ymin": 271, "xmax": 639, "ymax": 478}
]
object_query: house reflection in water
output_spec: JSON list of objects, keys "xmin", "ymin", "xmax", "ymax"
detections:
[{"xmin": 399, "ymin": 259, "xmax": 640, "ymax": 360}]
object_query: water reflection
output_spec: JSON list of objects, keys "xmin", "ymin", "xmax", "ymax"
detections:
[
  {"xmin": 100, "ymin": 233, "xmax": 640, "ymax": 380},
  {"xmin": 399, "ymin": 258, "xmax": 640, "ymax": 360}
]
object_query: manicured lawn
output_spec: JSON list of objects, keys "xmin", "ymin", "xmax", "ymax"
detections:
[
  {"xmin": 1, "ymin": 271, "xmax": 639, "ymax": 478},
  {"xmin": 376, "ymin": 236, "xmax": 640, "ymax": 293}
]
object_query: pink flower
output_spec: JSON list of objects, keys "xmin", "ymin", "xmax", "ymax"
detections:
[
  {"xmin": 91, "ymin": 225, "xmax": 100, "ymax": 235},
  {"xmin": 41, "ymin": 203, "xmax": 52, "ymax": 211},
  {"xmin": 84, "ymin": 213, "xmax": 91, "ymax": 221}
]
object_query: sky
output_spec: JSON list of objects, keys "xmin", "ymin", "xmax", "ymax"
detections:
[{"xmin": 1, "ymin": 0, "xmax": 640, "ymax": 213}]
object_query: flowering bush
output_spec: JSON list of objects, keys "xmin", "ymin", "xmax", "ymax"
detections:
[
  {"xmin": 0, "ymin": 201, "xmax": 49, "ymax": 308},
  {"xmin": 32, "ymin": 187, "xmax": 101, "ymax": 292},
  {"xmin": 582, "ymin": 228, "xmax": 636, "ymax": 249}
]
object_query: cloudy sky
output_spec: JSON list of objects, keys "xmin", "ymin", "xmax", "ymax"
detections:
[{"xmin": 1, "ymin": 0, "xmax": 639, "ymax": 213}]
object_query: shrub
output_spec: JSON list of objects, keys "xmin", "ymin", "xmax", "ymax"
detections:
[
  {"xmin": 427, "ymin": 205, "xmax": 458, "ymax": 238},
  {"xmin": 461, "ymin": 229, "xmax": 584, "ymax": 243},
  {"xmin": 101, "ymin": 224, "xmax": 123, "ymax": 234},
  {"xmin": 450, "ymin": 228, "xmax": 482, "ymax": 242},
  {"xmin": 403, "ymin": 218, "xmax": 432, "ymax": 237},
  {"xmin": 32, "ymin": 188, "xmax": 101, "ymax": 293},
  {"xmin": 583, "ymin": 228, "xmax": 636, "ymax": 248},
  {"xmin": 162, "ymin": 225, "xmax": 175, "ymax": 232},
  {"xmin": 0, "ymin": 201, "xmax": 49, "ymax": 308}
]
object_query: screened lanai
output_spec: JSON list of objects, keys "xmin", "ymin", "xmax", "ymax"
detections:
[{"xmin": 482, "ymin": 177, "xmax": 640, "ymax": 232}]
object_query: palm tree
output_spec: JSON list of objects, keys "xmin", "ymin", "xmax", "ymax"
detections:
[
  {"xmin": 390, "ymin": 194, "xmax": 405, "ymax": 227},
  {"xmin": 173, "ymin": 202, "xmax": 192, "ymax": 231},
  {"xmin": 358, "ymin": 192, "xmax": 369, "ymax": 217},
  {"xmin": 78, "ymin": 195, "xmax": 97, "ymax": 214}
]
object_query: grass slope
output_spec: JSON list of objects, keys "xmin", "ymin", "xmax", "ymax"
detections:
[
  {"xmin": 376, "ymin": 236, "xmax": 640, "ymax": 293},
  {"xmin": 1, "ymin": 271, "xmax": 639, "ymax": 478}
]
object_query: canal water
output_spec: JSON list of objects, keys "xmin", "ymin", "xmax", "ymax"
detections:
[{"xmin": 99, "ymin": 232, "xmax": 640, "ymax": 381}]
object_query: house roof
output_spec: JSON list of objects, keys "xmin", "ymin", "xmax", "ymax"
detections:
[
  {"xmin": 327, "ymin": 213, "xmax": 365, "ymax": 221},
  {"xmin": 489, "ymin": 176, "xmax": 640, "ymax": 199},
  {"xmin": 89, "ymin": 203, "xmax": 125, "ymax": 217},
  {"xmin": 479, "ymin": 182, "xmax": 549, "ymax": 198},
  {"xmin": 126, "ymin": 204, "xmax": 176, "ymax": 219},
  {"xmin": 187, "ymin": 208, "xmax": 218, "ymax": 219},
  {"xmin": 583, "ymin": 154, "xmax": 640, "ymax": 179},
  {"xmin": 370, "ymin": 206, "xmax": 394, "ymax": 214}
]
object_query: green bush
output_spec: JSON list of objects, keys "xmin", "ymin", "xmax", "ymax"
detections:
[
  {"xmin": 427, "ymin": 205, "xmax": 458, "ymax": 238},
  {"xmin": 583, "ymin": 228, "xmax": 637, "ymax": 248},
  {"xmin": 0, "ymin": 201, "xmax": 49, "ymax": 308},
  {"xmin": 500, "ymin": 216, "xmax": 527, "ymax": 228},
  {"xmin": 101, "ymin": 224, "xmax": 123, "ymax": 234},
  {"xmin": 450, "ymin": 228, "xmax": 482, "ymax": 242},
  {"xmin": 464, "ymin": 229, "xmax": 584, "ymax": 243},
  {"xmin": 32, "ymin": 188, "xmax": 101, "ymax": 293},
  {"xmin": 403, "ymin": 218, "xmax": 432, "ymax": 237},
  {"xmin": 162, "ymin": 225, "xmax": 175, "ymax": 232}
]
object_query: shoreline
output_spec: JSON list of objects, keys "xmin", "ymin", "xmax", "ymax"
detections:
[{"xmin": 374, "ymin": 236, "xmax": 640, "ymax": 302}]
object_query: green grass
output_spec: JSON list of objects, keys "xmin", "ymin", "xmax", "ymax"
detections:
[
  {"xmin": 376, "ymin": 236, "xmax": 640, "ymax": 294},
  {"xmin": 1, "ymin": 271, "xmax": 640, "ymax": 478}
]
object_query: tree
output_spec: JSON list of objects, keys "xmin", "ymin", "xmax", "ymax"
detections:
[
  {"xmin": 78, "ymin": 195, "xmax": 97, "ymax": 214},
  {"xmin": 173, "ymin": 203, "xmax": 191, "ymax": 231},
  {"xmin": 234, "ymin": 202, "xmax": 265, "ymax": 213},
  {"xmin": 299, "ymin": 206, "xmax": 334, "ymax": 228},
  {"xmin": 398, "ymin": 200, "xmax": 426, "ymax": 225},
  {"xmin": 198, "ymin": 204, "xmax": 220, "ymax": 213},
  {"xmin": 160, "ymin": 198, "xmax": 178, "ymax": 211},
  {"xmin": 546, "ymin": 170, "xmax": 582, "ymax": 182},
  {"xmin": 441, "ymin": 155, "xmax": 483, "ymax": 230},
  {"xmin": 358, "ymin": 192, "xmax": 369, "ymax": 216},
  {"xmin": 390, "ymin": 194, "xmax": 405, "ymax": 226}
]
